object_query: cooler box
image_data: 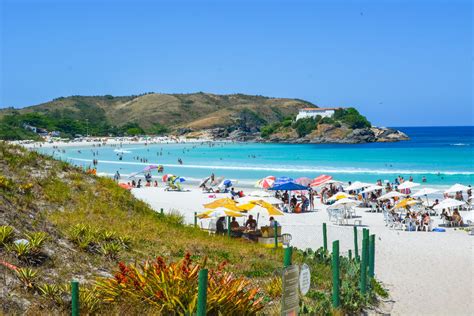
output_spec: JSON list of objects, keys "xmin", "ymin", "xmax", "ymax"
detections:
[{"xmin": 258, "ymin": 236, "xmax": 283, "ymax": 248}]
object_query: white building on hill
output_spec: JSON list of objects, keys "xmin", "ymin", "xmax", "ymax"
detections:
[{"xmin": 295, "ymin": 107, "xmax": 342, "ymax": 121}]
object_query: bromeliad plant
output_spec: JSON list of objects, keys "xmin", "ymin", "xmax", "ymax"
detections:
[
  {"xmin": 0, "ymin": 225, "xmax": 14, "ymax": 246},
  {"xmin": 95, "ymin": 253, "xmax": 264, "ymax": 315}
]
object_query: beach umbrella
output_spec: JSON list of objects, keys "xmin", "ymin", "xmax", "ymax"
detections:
[
  {"xmin": 361, "ymin": 185, "xmax": 383, "ymax": 194},
  {"xmin": 327, "ymin": 192, "xmax": 355, "ymax": 201},
  {"xmin": 162, "ymin": 174, "xmax": 174, "ymax": 182},
  {"xmin": 237, "ymin": 196, "xmax": 284, "ymax": 205},
  {"xmin": 238, "ymin": 200, "xmax": 284, "ymax": 216},
  {"xmin": 143, "ymin": 164, "xmax": 160, "ymax": 172},
  {"xmin": 248, "ymin": 190, "xmax": 273, "ymax": 197},
  {"xmin": 295, "ymin": 177, "xmax": 313, "ymax": 186},
  {"xmin": 327, "ymin": 198, "xmax": 360, "ymax": 209},
  {"xmin": 393, "ymin": 198, "xmax": 420, "ymax": 209},
  {"xmin": 197, "ymin": 207, "xmax": 244, "ymax": 219},
  {"xmin": 203, "ymin": 198, "xmax": 242, "ymax": 212},
  {"xmin": 397, "ymin": 181, "xmax": 420, "ymax": 190},
  {"xmin": 444, "ymin": 183, "xmax": 471, "ymax": 194},
  {"xmin": 433, "ymin": 198, "xmax": 466, "ymax": 210},
  {"xmin": 211, "ymin": 176, "xmax": 224, "ymax": 186},
  {"xmin": 310, "ymin": 175, "xmax": 333, "ymax": 187},
  {"xmin": 255, "ymin": 176, "xmax": 276, "ymax": 189},
  {"xmin": 118, "ymin": 183, "xmax": 132, "ymax": 190},
  {"xmin": 345, "ymin": 181, "xmax": 371, "ymax": 191},
  {"xmin": 412, "ymin": 188, "xmax": 439, "ymax": 197},
  {"xmin": 274, "ymin": 176, "xmax": 294, "ymax": 186},
  {"xmin": 173, "ymin": 177, "xmax": 186, "ymax": 183},
  {"xmin": 378, "ymin": 191, "xmax": 406, "ymax": 200}
]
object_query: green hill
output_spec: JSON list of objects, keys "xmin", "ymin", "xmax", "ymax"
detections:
[
  {"xmin": 0, "ymin": 93, "xmax": 314, "ymax": 139},
  {"xmin": 0, "ymin": 142, "xmax": 387, "ymax": 314}
]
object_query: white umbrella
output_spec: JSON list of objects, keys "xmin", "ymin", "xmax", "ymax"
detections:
[
  {"xmin": 328, "ymin": 198, "xmax": 360, "ymax": 208},
  {"xmin": 361, "ymin": 185, "xmax": 383, "ymax": 194},
  {"xmin": 327, "ymin": 192, "xmax": 355, "ymax": 202},
  {"xmin": 397, "ymin": 181, "xmax": 420, "ymax": 190},
  {"xmin": 433, "ymin": 198, "xmax": 466, "ymax": 210},
  {"xmin": 412, "ymin": 188, "xmax": 439, "ymax": 197},
  {"xmin": 345, "ymin": 181, "xmax": 371, "ymax": 191},
  {"xmin": 248, "ymin": 190, "xmax": 273, "ymax": 197},
  {"xmin": 444, "ymin": 183, "xmax": 471, "ymax": 194},
  {"xmin": 377, "ymin": 191, "xmax": 406, "ymax": 200}
]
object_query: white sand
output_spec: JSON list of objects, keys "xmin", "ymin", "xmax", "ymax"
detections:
[{"xmin": 132, "ymin": 186, "xmax": 474, "ymax": 315}]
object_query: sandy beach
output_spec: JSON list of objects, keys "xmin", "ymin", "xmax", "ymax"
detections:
[{"xmin": 132, "ymin": 185, "xmax": 474, "ymax": 315}]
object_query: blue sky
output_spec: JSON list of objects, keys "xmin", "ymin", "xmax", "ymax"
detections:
[{"xmin": 1, "ymin": 0, "xmax": 472, "ymax": 126}]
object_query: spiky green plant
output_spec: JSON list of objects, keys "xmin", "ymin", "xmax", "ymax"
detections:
[
  {"xmin": 0, "ymin": 225, "xmax": 14, "ymax": 246},
  {"xmin": 8, "ymin": 242, "xmax": 31, "ymax": 260},
  {"xmin": 25, "ymin": 231, "xmax": 48, "ymax": 253},
  {"xmin": 100, "ymin": 242, "xmax": 122, "ymax": 260},
  {"xmin": 38, "ymin": 283, "xmax": 62, "ymax": 304},
  {"xmin": 16, "ymin": 267, "xmax": 38, "ymax": 289}
]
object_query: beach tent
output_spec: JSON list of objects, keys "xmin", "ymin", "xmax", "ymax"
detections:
[
  {"xmin": 345, "ymin": 181, "xmax": 371, "ymax": 191},
  {"xmin": 433, "ymin": 198, "xmax": 466, "ymax": 210},
  {"xmin": 295, "ymin": 177, "xmax": 313, "ymax": 187},
  {"xmin": 269, "ymin": 182, "xmax": 308, "ymax": 191},
  {"xmin": 310, "ymin": 175, "xmax": 333, "ymax": 187},
  {"xmin": 397, "ymin": 181, "xmax": 420, "ymax": 190},
  {"xmin": 273, "ymin": 177, "xmax": 294, "ymax": 187},
  {"xmin": 444, "ymin": 183, "xmax": 471, "ymax": 194},
  {"xmin": 378, "ymin": 191, "xmax": 406, "ymax": 200}
]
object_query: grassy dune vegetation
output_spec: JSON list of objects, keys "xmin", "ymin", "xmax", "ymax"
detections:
[{"xmin": 0, "ymin": 142, "xmax": 387, "ymax": 315}]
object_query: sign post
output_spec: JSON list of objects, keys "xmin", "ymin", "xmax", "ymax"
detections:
[{"xmin": 281, "ymin": 265, "xmax": 299, "ymax": 316}]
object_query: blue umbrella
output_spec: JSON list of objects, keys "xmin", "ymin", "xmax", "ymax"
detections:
[
  {"xmin": 273, "ymin": 176, "xmax": 294, "ymax": 186},
  {"xmin": 223, "ymin": 179, "xmax": 232, "ymax": 186},
  {"xmin": 269, "ymin": 181, "xmax": 308, "ymax": 191},
  {"xmin": 174, "ymin": 177, "xmax": 186, "ymax": 183}
]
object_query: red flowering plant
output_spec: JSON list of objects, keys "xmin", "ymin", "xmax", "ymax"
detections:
[{"xmin": 95, "ymin": 253, "xmax": 264, "ymax": 315}]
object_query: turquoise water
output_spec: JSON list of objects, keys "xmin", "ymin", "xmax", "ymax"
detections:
[{"xmin": 38, "ymin": 126, "xmax": 473, "ymax": 188}]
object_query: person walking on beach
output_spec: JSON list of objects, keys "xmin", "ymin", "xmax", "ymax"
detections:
[{"xmin": 114, "ymin": 171, "xmax": 120, "ymax": 182}]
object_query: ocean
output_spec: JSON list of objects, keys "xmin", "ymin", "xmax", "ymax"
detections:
[{"xmin": 38, "ymin": 126, "xmax": 473, "ymax": 188}]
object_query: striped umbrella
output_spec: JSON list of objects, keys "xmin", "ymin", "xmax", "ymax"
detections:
[
  {"xmin": 310, "ymin": 174, "xmax": 333, "ymax": 187},
  {"xmin": 295, "ymin": 177, "xmax": 313, "ymax": 186},
  {"xmin": 255, "ymin": 176, "xmax": 276, "ymax": 189}
]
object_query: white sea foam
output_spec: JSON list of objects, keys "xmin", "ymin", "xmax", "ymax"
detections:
[
  {"xmin": 450, "ymin": 143, "xmax": 470, "ymax": 146},
  {"xmin": 66, "ymin": 157, "xmax": 474, "ymax": 176}
]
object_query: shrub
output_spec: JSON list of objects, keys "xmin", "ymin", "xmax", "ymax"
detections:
[
  {"xmin": 293, "ymin": 117, "xmax": 318, "ymax": 137},
  {"xmin": 264, "ymin": 276, "xmax": 282, "ymax": 298},
  {"xmin": 95, "ymin": 253, "xmax": 264, "ymax": 315},
  {"xmin": 333, "ymin": 108, "xmax": 371, "ymax": 129}
]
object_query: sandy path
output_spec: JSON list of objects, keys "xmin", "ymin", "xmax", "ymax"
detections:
[{"xmin": 132, "ymin": 187, "xmax": 474, "ymax": 315}]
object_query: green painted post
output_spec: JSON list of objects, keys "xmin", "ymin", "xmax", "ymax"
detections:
[
  {"xmin": 283, "ymin": 246, "xmax": 292, "ymax": 268},
  {"xmin": 194, "ymin": 212, "xmax": 197, "ymax": 228},
  {"xmin": 160, "ymin": 208, "xmax": 164, "ymax": 216},
  {"xmin": 331, "ymin": 240, "xmax": 340, "ymax": 308},
  {"xmin": 353, "ymin": 226, "xmax": 359, "ymax": 261},
  {"xmin": 71, "ymin": 280, "xmax": 79, "ymax": 316},
  {"xmin": 360, "ymin": 237, "xmax": 368, "ymax": 294},
  {"xmin": 227, "ymin": 216, "xmax": 231, "ymax": 237},
  {"xmin": 323, "ymin": 223, "xmax": 328, "ymax": 252},
  {"xmin": 274, "ymin": 221, "xmax": 278, "ymax": 248},
  {"xmin": 369, "ymin": 235, "xmax": 375, "ymax": 279},
  {"xmin": 364, "ymin": 229, "xmax": 370, "ymax": 265},
  {"xmin": 348, "ymin": 249, "xmax": 352, "ymax": 260},
  {"xmin": 197, "ymin": 269, "xmax": 208, "ymax": 316}
]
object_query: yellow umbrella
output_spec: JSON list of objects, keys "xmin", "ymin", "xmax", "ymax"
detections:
[
  {"xmin": 394, "ymin": 198, "xmax": 419, "ymax": 209},
  {"xmin": 203, "ymin": 198, "xmax": 242, "ymax": 211},
  {"xmin": 238, "ymin": 200, "xmax": 284, "ymax": 216},
  {"xmin": 197, "ymin": 208, "xmax": 244, "ymax": 219}
]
